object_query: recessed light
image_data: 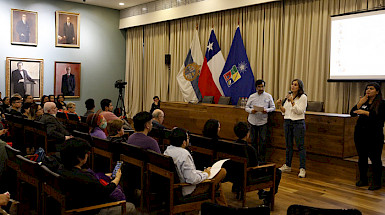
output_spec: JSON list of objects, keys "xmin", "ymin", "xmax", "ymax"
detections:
[
  {"xmin": 142, "ymin": 7, "xmax": 147, "ymax": 11},
  {"xmin": 119, "ymin": 3, "xmax": 124, "ymax": 6}
]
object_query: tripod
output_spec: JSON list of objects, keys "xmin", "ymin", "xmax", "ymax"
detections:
[{"xmin": 115, "ymin": 87, "xmax": 127, "ymax": 118}]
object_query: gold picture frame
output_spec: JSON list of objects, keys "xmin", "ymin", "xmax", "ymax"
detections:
[
  {"xmin": 55, "ymin": 11, "xmax": 80, "ymax": 48},
  {"xmin": 6, "ymin": 57, "xmax": 44, "ymax": 99},
  {"xmin": 54, "ymin": 61, "xmax": 81, "ymax": 99},
  {"xmin": 11, "ymin": 8, "xmax": 38, "ymax": 46}
]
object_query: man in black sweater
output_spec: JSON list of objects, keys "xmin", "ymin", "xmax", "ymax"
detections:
[{"xmin": 39, "ymin": 102, "xmax": 72, "ymax": 151}]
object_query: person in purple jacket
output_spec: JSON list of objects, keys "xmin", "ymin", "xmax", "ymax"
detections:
[
  {"xmin": 127, "ymin": 111, "xmax": 161, "ymax": 153},
  {"xmin": 86, "ymin": 111, "xmax": 107, "ymax": 139}
]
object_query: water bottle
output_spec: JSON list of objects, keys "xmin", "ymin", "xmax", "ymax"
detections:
[{"xmin": 241, "ymin": 97, "xmax": 245, "ymax": 108}]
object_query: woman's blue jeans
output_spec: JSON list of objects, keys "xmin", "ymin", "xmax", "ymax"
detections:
[{"xmin": 283, "ymin": 119, "xmax": 306, "ymax": 169}]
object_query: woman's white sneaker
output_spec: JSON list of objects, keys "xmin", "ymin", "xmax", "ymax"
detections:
[
  {"xmin": 279, "ymin": 164, "xmax": 292, "ymax": 172},
  {"xmin": 298, "ymin": 168, "xmax": 306, "ymax": 178}
]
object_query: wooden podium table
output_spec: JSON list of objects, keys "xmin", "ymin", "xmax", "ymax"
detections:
[{"xmin": 161, "ymin": 102, "xmax": 357, "ymax": 158}]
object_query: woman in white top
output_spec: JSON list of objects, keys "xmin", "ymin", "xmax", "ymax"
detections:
[{"xmin": 277, "ymin": 79, "xmax": 307, "ymax": 178}]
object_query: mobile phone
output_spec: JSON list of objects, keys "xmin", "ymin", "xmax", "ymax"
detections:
[{"xmin": 111, "ymin": 161, "xmax": 123, "ymax": 179}]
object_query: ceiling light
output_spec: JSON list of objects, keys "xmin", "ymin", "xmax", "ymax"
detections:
[
  {"xmin": 142, "ymin": 7, "xmax": 147, "ymax": 11},
  {"xmin": 119, "ymin": 3, "xmax": 124, "ymax": 6}
]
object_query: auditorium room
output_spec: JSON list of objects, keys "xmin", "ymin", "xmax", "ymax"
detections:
[{"xmin": 1, "ymin": 0, "xmax": 385, "ymax": 214}]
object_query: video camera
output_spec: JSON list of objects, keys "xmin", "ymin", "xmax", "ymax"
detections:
[{"xmin": 115, "ymin": 80, "xmax": 127, "ymax": 89}]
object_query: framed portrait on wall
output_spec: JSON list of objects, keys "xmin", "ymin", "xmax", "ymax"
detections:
[
  {"xmin": 6, "ymin": 57, "xmax": 44, "ymax": 99},
  {"xmin": 54, "ymin": 62, "xmax": 81, "ymax": 98},
  {"xmin": 11, "ymin": 9, "xmax": 38, "ymax": 46},
  {"xmin": 55, "ymin": 11, "xmax": 80, "ymax": 48}
]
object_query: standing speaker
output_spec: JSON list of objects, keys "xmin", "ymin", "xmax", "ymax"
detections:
[{"xmin": 165, "ymin": 54, "xmax": 171, "ymax": 65}]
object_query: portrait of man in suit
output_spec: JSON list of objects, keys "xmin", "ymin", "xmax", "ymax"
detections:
[
  {"xmin": 11, "ymin": 62, "xmax": 36, "ymax": 97},
  {"xmin": 61, "ymin": 66, "xmax": 76, "ymax": 96},
  {"xmin": 11, "ymin": 9, "xmax": 37, "ymax": 46},
  {"xmin": 56, "ymin": 11, "xmax": 79, "ymax": 47},
  {"xmin": 55, "ymin": 62, "xmax": 81, "ymax": 98},
  {"xmin": 63, "ymin": 16, "xmax": 75, "ymax": 44},
  {"xmin": 16, "ymin": 14, "xmax": 30, "ymax": 42}
]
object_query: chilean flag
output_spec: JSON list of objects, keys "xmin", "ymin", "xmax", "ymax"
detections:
[{"xmin": 198, "ymin": 29, "xmax": 225, "ymax": 104}]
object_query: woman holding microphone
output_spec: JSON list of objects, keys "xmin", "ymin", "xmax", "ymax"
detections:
[
  {"xmin": 277, "ymin": 79, "xmax": 307, "ymax": 178},
  {"xmin": 350, "ymin": 82, "xmax": 385, "ymax": 190}
]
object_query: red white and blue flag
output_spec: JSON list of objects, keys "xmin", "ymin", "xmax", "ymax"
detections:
[{"xmin": 198, "ymin": 29, "xmax": 225, "ymax": 103}]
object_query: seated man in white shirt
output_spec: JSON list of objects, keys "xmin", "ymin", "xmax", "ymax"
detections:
[{"xmin": 164, "ymin": 127, "xmax": 227, "ymax": 206}]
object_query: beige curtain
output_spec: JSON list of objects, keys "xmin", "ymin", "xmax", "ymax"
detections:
[
  {"xmin": 281, "ymin": 0, "xmax": 385, "ymax": 113},
  {"xmin": 125, "ymin": 26, "xmax": 143, "ymax": 117},
  {"xmin": 126, "ymin": 0, "xmax": 385, "ymax": 115},
  {"xmin": 143, "ymin": 22, "xmax": 170, "ymax": 112}
]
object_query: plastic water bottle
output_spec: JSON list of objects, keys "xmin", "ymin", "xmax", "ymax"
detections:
[{"xmin": 241, "ymin": 97, "xmax": 245, "ymax": 108}]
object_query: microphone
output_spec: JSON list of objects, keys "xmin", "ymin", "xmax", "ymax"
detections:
[{"xmin": 288, "ymin": 91, "xmax": 292, "ymax": 94}]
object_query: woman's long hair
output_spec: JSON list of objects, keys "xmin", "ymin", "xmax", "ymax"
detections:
[
  {"xmin": 202, "ymin": 119, "xmax": 219, "ymax": 139},
  {"xmin": 364, "ymin": 82, "xmax": 382, "ymax": 114},
  {"xmin": 292, "ymin": 79, "xmax": 305, "ymax": 99},
  {"xmin": 283, "ymin": 79, "xmax": 305, "ymax": 105}
]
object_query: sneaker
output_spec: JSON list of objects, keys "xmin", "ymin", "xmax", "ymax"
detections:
[
  {"xmin": 298, "ymin": 168, "xmax": 306, "ymax": 178},
  {"xmin": 279, "ymin": 164, "xmax": 292, "ymax": 172}
]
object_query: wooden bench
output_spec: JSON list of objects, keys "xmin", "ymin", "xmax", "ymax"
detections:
[
  {"xmin": 146, "ymin": 150, "xmax": 215, "ymax": 214},
  {"xmin": 216, "ymin": 139, "xmax": 276, "ymax": 209},
  {"xmin": 40, "ymin": 165, "xmax": 127, "ymax": 215}
]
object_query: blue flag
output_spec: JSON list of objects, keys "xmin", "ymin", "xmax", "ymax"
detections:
[{"xmin": 219, "ymin": 27, "xmax": 256, "ymax": 105}]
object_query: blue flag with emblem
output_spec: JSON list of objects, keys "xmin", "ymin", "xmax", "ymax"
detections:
[
  {"xmin": 177, "ymin": 30, "xmax": 203, "ymax": 103},
  {"xmin": 219, "ymin": 26, "xmax": 256, "ymax": 105}
]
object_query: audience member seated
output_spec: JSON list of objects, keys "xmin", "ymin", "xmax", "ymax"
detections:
[
  {"xmin": 23, "ymin": 94, "xmax": 34, "ymax": 104},
  {"xmin": 30, "ymin": 103, "xmax": 44, "ymax": 121},
  {"xmin": 232, "ymin": 122, "xmax": 281, "ymax": 204},
  {"xmin": 9, "ymin": 97, "xmax": 23, "ymax": 117},
  {"xmin": 84, "ymin": 98, "xmax": 95, "ymax": 117},
  {"xmin": 64, "ymin": 102, "xmax": 80, "ymax": 120},
  {"xmin": 164, "ymin": 128, "xmax": 227, "ymax": 206},
  {"xmin": 152, "ymin": 109, "xmax": 165, "ymax": 130},
  {"xmin": 39, "ymin": 102, "xmax": 72, "ymax": 151},
  {"xmin": 127, "ymin": 111, "xmax": 161, "ymax": 153},
  {"xmin": 100, "ymin": 99, "xmax": 132, "ymax": 130},
  {"xmin": 40, "ymin": 95, "xmax": 49, "ymax": 108},
  {"xmin": 107, "ymin": 119, "xmax": 126, "ymax": 144},
  {"xmin": 86, "ymin": 111, "xmax": 107, "ymax": 139},
  {"xmin": 21, "ymin": 103, "xmax": 32, "ymax": 119},
  {"xmin": 56, "ymin": 95, "xmax": 66, "ymax": 111},
  {"xmin": 150, "ymin": 96, "xmax": 161, "ymax": 114},
  {"xmin": 59, "ymin": 138, "xmax": 136, "ymax": 214},
  {"xmin": 1, "ymin": 97, "xmax": 10, "ymax": 113},
  {"xmin": 49, "ymin": 95, "xmax": 55, "ymax": 103},
  {"xmin": 100, "ymin": 99, "xmax": 121, "ymax": 122},
  {"xmin": 202, "ymin": 119, "xmax": 221, "ymax": 141}
]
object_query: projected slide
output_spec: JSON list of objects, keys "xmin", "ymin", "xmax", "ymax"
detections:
[{"xmin": 330, "ymin": 10, "xmax": 385, "ymax": 80}]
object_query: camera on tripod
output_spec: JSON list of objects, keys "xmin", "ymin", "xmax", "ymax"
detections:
[{"xmin": 115, "ymin": 80, "xmax": 127, "ymax": 89}]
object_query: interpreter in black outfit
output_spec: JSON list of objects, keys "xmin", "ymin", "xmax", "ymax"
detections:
[
  {"xmin": 59, "ymin": 138, "xmax": 136, "ymax": 214},
  {"xmin": 350, "ymin": 82, "xmax": 385, "ymax": 190},
  {"xmin": 150, "ymin": 96, "xmax": 160, "ymax": 114}
]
